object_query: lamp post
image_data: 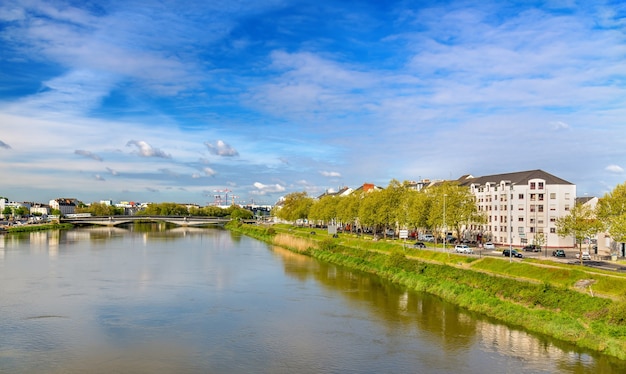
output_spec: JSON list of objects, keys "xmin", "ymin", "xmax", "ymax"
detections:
[
  {"xmin": 507, "ymin": 182, "xmax": 513, "ymax": 263},
  {"xmin": 443, "ymin": 194, "xmax": 447, "ymax": 253}
]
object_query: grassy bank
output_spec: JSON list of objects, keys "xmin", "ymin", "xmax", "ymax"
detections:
[
  {"xmin": 227, "ymin": 221, "xmax": 626, "ymax": 360},
  {"xmin": 5, "ymin": 223, "xmax": 74, "ymax": 233}
]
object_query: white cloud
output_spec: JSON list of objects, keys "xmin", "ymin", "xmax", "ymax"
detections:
[
  {"xmin": 251, "ymin": 182, "xmax": 285, "ymax": 195},
  {"xmin": 0, "ymin": 140, "xmax": 11, "ymax": 149},
  {"xmin": 320, "ymin": 170, "xmax": 341, "ymax": 178},
  {"xmin": 550, "ymin": 121, "xmax": 570, "ymax": 130},
  {"xmin": 74, "ymin": 149, "xmax": 103, "ymax": 161},
  {"xmin": 94, "ymin": 174, "xmax": 105, "ymax": 181},
  {"xmin": 203, "ymin": 167, "xmax": 217, "ymax": 176},
  {"xmin": 126, "ymin": 140, "xmax": 171, "ymax": 158},
  {"xmin": 606, "ymin": 164, "xmax": 624, "ymax": 173},
  {"xmin": 204, "ymin": 140, "xmax": 239, "ymax": 157}
]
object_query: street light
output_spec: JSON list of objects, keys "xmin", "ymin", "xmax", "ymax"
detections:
[
  {"xmin": 443, "ymin": 193, "xmax": 447, "ymax": 253},
  {"xmin": 504, "ymin": 181, "xmax": 513, "ymax": 263}
]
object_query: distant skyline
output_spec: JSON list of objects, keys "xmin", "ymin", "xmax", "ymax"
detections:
[{"xmin": 1, "ymin": 0, "xmax": 625, "ymax": 205}]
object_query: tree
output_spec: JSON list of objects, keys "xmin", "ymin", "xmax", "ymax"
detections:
[
  {"xmin": 597, "ymin": 182, "xmax": 626, "ymax": 248},
  {"xmin": 275, "ymin": 192, "xmax": 313, "ymax": 223},
  {"xmin": 226, "ymin": 205, "xmax": 254, "ymax": 220},
  {"xmin": 427, "ymin": 182, "xmax": 479, "ymax": 243},
  {"xmin": 336, "ymin": 193, "xmax": 361, "ymax": 232},
  {"xmin": 308, "ymin": 195, "xmax": 337, "ymax": 227},
  {"xmin": 556, "ymin": 203, "xmax": 604, "ymax": 264},
  {"xmin": 2, "ymin": 206, "xmax": 12, "ymax": 219},
  {"xmin": 358, "ymin": 189, "xmax": 386, "ymax": 236}
]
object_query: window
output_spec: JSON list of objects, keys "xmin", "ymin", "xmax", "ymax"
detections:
[
  {"xmin": 518, "ymin": 217, "xmax": 524, "ymax": 222},
  {"xmin": 530, "ymin": 194, "xmax": 536, "ymax": 201},
  {"xmin": 550, "ymin": 204, "xmax": 556, "ymax": 211},
  {"xmin": 538, "ymin": 194, "xmax": 544, "ymax": 201},
  {"xmin": 530, "ymin": 205, "xmax": 535, "ymax": 212},
  {"xmin": 565, "ymin": 193, "xmax": 570, "ymax": 200},
  {"xmin": 538, "ymin": 205, "xmax": 544, "ymax": 212},
  {"xmin": 530, "ymin": 218, "xmax": 535, "ymax": 224},
  {"xmin": 538, "ymin": 227, "xmax": 544, "ymax": 233},
  {"xmin": 530, "ymin": 182, "xmax": 536, "ymax": 190},
  {"xmin": 550, "ymin": 193, "xmax": 556, "ymax": 199},
  {"xmin": 550, "ymin": 228, "xmax": 556, "ymax": 234},
  {"xmin": 550, "ymin": 216, "xmax": 556, "ymax": 222},
  {"xmin": 538, "ymin": 182, "xmax": 544, "ymax": 189},
  {"xmin": 518, "ymin": 204, "xmax": 524, "ymax": 211},
  {"xmin": 518, "ymin": 227, "xmax": 524, "ymax": 234},
  {"xmin": 518, "ymin": 194, "xmax": 524, "ymax": 199},
  {"xmin": 565, "ymin": 205, "xmax": 570, "ymax": 211},
  {"xmin": 530, "ymin": 227, "xmax": 535, "ymax": 233}
]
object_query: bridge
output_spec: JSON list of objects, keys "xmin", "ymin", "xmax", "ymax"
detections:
[{"xmin": 60, "ymin": 215, "xmax": 231, "ymax": 227}]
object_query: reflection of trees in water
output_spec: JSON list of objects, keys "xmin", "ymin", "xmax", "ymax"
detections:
[
  {"xmin": 272, "ymin": 247, "xmax": 626, "ymax": 371},
  {"xmin": 273, "ymin": 246, "xmax": 477, "ymax": 350}
]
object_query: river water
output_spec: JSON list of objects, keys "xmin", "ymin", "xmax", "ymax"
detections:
[{"xmin": 1, "ymin": 225, "xmax": 625, "ymax": 373}]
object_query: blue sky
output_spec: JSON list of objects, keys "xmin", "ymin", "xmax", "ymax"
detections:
[{"xmin": 1, "ymin": 0, "xmax": 625, "ymax": 206}]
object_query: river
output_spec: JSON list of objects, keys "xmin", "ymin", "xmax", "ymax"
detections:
[{"xmin": 1, "ymin": 225, "xmax": 624, "ymax": 373}]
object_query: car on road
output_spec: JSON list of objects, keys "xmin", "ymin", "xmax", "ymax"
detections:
[
  {"xmin": 502, "ymin": 249, "xmax": 523, "ymax": 258},
  {"xmin": 413, "ymin": 242, "xmax": 426, "ymax": 248},
  {"xmin": 552, "ymin": 249, "xmax": 566, "ymax": 258},
  {"xmin": 523, "ymin": 244, "xmax": 541, "ymax": 252},
  {"xmin": 484, "ymin": 242, "xmax": 495, "ymax": 250},
  {"xmin": 576, "ymin": 251, "xmax": 591, "ymax": 260},
  {"xmin": 454, "ymin": 244, "xmax": 473, "ymax": 254}
]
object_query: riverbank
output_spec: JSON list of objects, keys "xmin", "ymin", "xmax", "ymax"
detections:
[
  {"xmin": 226, "ymin": 221, "xmax": 626, "ymax": 361},
  {"xmin": 4, "ymin": 222, "xmax": 74, "ymax": 233}
]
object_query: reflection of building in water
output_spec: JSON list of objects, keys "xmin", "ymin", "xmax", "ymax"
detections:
[{"xmin": 475, "ymin": 318, "xmax": 573, "ymax": 364}]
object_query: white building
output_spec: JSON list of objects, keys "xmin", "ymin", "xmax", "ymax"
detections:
[
  {"xmin": 461, "ymin": 170, "xmax": 576, "ymax": 249},
  {"xmin": 49, "ymin": 198, "xmax": 78, "ymax": 216}
]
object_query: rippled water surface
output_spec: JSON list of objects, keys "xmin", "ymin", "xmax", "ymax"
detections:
[{"xmin": 1, "ymin": 226, "xmax": 625, "ymax": 373}]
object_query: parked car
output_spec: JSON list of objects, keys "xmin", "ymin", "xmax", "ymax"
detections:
[
  {"xmin": 421, "ymin": 234, "xmax": 435, "ymax": 242},
  {"xmin": 552, "ymin": 249, "xmax": 566, "ymax": 258},
  {"xmin": 413, "ymin": 242, "xmax": 426, "ymax": 248},
  {"xmin": 454, "ymin": 244, "xmax": 473, "ymax": 254},
  {"xmin": 523, "ymin": 244, "xmax": 541, "ymax": 252},
  {"xmin": 576, "ymin": 251, "xmax": 591, "ymax": 261},
  {"xmin": 484, "ymin": 242, "xmax": 495, "ymax": 250},
  {"xmin": 502, "ymin": 249, "xmax": 523, "ymax": 258}
]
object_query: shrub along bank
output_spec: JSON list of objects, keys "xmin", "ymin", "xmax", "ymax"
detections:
[{"xmin": 227, "ymin": 222, "xmax": 626, "ymax": 360}]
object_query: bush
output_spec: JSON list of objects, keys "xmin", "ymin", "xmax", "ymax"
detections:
[
  {"xmin": 266, "ymin": 227, "xmax": 276, "ymax": 236},
  {"xmin": 386, "ymin": 249, "xmax": 407, "ymax": 268}
]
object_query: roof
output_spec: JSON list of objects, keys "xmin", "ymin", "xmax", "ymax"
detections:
[{"xmin": 457, "ymin": 169, "xmax": 573, "ymax": 187}]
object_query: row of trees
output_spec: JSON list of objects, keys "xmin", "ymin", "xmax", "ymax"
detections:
[
  {"xmin": 556, "ymin": 182, "xmax": 626, "ymax": 258},
  {"xmin": 275, "ymin": 179, "xmax": 626, "ymax": 250},
  {"xmin": 274, "ymin": 180, "xmax": 484, "ymax": 240},
  {"xmin": 76, "ymin": 202, "xmax": 255, "ymax": 220}
]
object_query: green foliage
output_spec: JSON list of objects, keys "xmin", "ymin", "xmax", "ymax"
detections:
[
  {"xmin": 266, "ymin": 227, "xmax": 276, "ymax": 236},
  {"xmin": 386, "ymin": 249, "xmax": 409, "ymax": 268},
  {"xmin": 318, "ymin": 238, "xmax": 338, "ymax": 252},
  {"xmin": 597, "ymin": 182, "xmax": 626, "ymax": 243},
  {"xmin": 76, "ymin": 202, "xmax": 124, "ymax": 216},
  {"xmin": 607, "ymin": 301, "xmax": 626, "ymax": 326},
  {"xmin": 275, "ymin": 192, "xmax": 314, "ymax": 222}
]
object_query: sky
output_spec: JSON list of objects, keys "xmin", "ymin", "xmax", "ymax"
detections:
[{"xmin": 1, "ymin": 0, "xmax": 625, "ymax": 206}]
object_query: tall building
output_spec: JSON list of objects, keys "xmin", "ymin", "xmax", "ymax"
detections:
[{"xmin": 460, "ymin": 170, "xmax": 576, "ymax": 249}]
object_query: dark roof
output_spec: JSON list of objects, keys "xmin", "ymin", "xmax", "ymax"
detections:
[{"xmin": 458, "ymin": 169, "xmax": 573, "ymax": 187}]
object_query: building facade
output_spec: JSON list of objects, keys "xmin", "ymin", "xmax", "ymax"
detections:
[{"xmin": 461, "ymin": 170, "xmax": 576, "ymax": 249}]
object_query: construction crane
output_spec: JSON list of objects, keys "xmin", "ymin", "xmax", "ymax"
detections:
[{"xmin": 213, "ymin": 189, "xmax": 231, "ymax": 206}]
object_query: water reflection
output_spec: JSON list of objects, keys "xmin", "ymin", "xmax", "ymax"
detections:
[
  {"xmin": 270, "ymin": 245, "xmax": 626, "ymax": 373},
  {"xmin": 0, "ymin": 227, "xmax": 624, "ymax": 373}
]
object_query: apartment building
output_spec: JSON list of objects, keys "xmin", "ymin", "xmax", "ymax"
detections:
[{"xmin": 460, "ymin": 170, "xmax": 576, "ymax": 249}]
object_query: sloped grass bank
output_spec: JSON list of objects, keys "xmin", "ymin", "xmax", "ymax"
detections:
[
  {"xmin": 227, "ymin": 222, "xmax": 626, "ymax": 360},
  {"xmin": 6, "ymin": 223, "xmax": 73, "ymax": 233}
]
